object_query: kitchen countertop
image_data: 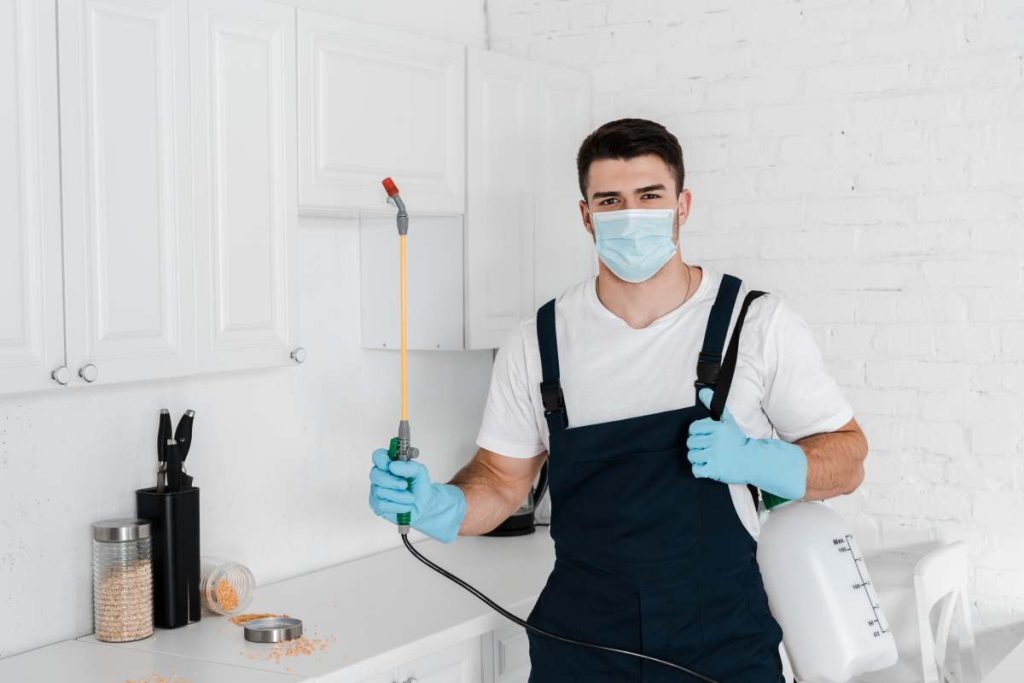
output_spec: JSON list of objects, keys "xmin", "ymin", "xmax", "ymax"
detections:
[
  {"xmin": 0, "ymin": 639, "xmax": 305, "ymax": 682},
  {"xmin": 77, "ymin": 530, "xmax": 555, "ymax": 681}
]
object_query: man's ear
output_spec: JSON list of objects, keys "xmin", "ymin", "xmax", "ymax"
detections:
[
  {"xmin": 676, "ymin": 189, "xmax": 691, "ymax": 227},
  {"xmin": 579, "ymin": 199, "xmax": 594, "ymax": 238}
]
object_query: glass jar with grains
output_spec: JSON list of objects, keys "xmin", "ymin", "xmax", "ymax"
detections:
[
  {"xmin": 92, "ymin": 518, "xmax": 154, "ymax": 642},
  {"xmin": 199, "ymin": 557, "xmax": 255, "ymax": 615}
]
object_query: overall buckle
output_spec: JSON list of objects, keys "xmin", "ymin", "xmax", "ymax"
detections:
[
  {"xmin": 695, "ymin": 351, "xmax": 721, "ymax": 388},
  {"xmin": 540, "ymin": 380, "xmax": 568, "ymax": 430},
  {"xmin": 540, "ymin": 380, "xmax": 565, "ymax": 415}
]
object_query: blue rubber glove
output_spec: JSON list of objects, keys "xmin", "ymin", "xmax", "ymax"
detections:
[
  {"xmin": 686, "ymin": 388, "xmax": 808, "ymax": 501},
  {"xmin": 368, "ymin": 448, "xmax": 467, "ymax": 543}
]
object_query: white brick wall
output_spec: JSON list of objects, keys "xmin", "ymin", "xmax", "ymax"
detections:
[{"xmin": 488, "ymin": 0, "xmax": 1024, "ymax": 628}]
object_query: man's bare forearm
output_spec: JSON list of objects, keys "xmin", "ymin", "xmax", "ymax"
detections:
[
  {"xmin": 799, "ymin": 418, "xmax": 868, "ymax": 500},
  {"xmin": 449, "ymin": 448, "xmax": 548, "ymax": 536}
]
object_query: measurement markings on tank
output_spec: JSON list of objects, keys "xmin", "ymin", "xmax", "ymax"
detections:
[{"xmin": 834, "ymin": 535, "xmax": 890, "ymax": 637}]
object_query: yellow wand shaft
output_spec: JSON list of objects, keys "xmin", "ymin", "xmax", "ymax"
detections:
[{"xmin": 400, "ymin": 234, "xmax": 408, "ymax": 421}]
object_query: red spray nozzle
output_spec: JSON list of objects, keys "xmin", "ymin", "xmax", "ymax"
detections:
[{"xmin": 383, "ymin": 177, "xmax": 408, "ymax": 232}]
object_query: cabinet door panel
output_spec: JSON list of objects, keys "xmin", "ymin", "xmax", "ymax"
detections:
[
  {"xmin": 533, "ymin": 66, "xmax": 594, "ymax": 309},
  {"xmin": 492, "ymin": 624, "xmax": 531, "ymax": 683},
  {"xmin": 397, "ymin": 638, "xmax": 482, "ymax": 683},
  {"xmin": 191, "ymin": 0, "xmax": 297, "ymax": 371},
  {"xmin": 59, "ymin": 0, "xmax": 192, "ymax": 385},
  {"xmin": 298, "ymin": 12, "xmax": 465, "ymax": 215},
  {"xmin": 0, "ymin": 0, "xmax": 65, "ymax": 394},
  {"xmin": 465, "ymin": 48, "xmax": 534, "ymax": 350}
]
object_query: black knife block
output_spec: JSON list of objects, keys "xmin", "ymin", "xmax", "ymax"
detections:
[{"xmin": 136, "ymin": 486, "xmax": 201, "ymax": 629}]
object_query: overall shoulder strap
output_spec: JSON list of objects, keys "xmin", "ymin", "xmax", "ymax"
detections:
[
  {"xmin": 708, "ymin": 286, "xmax": 768, "ymax": 509},
  {"xmin": 695, "ymin": 273, "xmax": 742, "ymax": 399},
  {"xmin": 710, "ymin": 290, "xmax": 767, "ymax": 420},
  {"xmin": 536, "ymin": 299, "xmax": 568, "ymax": 432}
]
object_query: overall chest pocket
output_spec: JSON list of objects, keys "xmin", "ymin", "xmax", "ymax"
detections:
[{"xmin": 556, "ymin": 446, "xmax": 700, "ymax": 564}]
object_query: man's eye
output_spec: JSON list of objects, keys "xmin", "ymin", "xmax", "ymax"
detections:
[
  {"xmin": 642, "ymin": 193, "xmax": 661, "ymax": 200},
  {"xmin": 598, "ymin": 198, "xmax": 618, "ymax": 206}
]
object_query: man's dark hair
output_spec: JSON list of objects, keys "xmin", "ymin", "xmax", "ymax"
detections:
[{"xmin": 576, "ymin": 118, "xmax": 685, "ymax": 199}]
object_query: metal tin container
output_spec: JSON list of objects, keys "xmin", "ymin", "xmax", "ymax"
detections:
[
  {"xmin": 92, "ymin": 518, "xmax": 154, "ymax": 642},
  {"xmin": 244, "ymin": 617, "xmax": 303, "ymax": 643}
]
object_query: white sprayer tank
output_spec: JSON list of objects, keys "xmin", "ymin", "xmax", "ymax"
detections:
[{"xmin": 757, "ymin": 501, "xmax": 898, "ymax": 683}]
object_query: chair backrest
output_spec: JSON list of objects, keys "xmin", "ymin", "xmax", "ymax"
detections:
[{"xmin": 913, "ymin": 541, "xmax": 981, "ymax": 683}]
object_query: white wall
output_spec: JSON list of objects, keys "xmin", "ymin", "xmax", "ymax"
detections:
[
  {"xmin": 488, "ymin": 0, "xmax": 1024, "ymax": 633},
  {"xmin": 0, "ymin": 1, "xmax": 490, "ymax": 658}
]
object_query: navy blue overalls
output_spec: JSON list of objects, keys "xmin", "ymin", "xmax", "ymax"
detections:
[{"xmin": 527, "ymin": 274, "xmax": 785, "ymax": 682}]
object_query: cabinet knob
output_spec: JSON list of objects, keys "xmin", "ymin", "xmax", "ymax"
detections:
[
  {"xmin": 78, "ymin": 363, "xmax": 98, "ymax": 383},
  {"xmin": 290, "ymin": 347, "xmax": 307, "ymax": 364},
  {"xmin": 51, "ymin": 366, "xmax": 71, "ymax": 386}
]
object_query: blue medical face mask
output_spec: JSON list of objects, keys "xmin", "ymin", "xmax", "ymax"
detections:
[{"xmin": 590, "ymin": 208, "xmax": 678, "ymax": 283}]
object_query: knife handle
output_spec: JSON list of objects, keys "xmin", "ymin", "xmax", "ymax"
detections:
[
  {"xmin": 175, "ymin": 410, "xmax": 195, "ymax": 462},
  {"xmin": 158, "ymin": 409, "xmax": 172, "ymax": 464}
]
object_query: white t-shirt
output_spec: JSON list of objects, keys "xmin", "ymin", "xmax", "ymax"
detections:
[{"xmin": 475, "ymin": 264, "xmax": 854, "ymax": 538}]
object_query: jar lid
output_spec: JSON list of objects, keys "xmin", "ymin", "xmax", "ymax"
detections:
[
  {"xmin": 244, "ymin": 617, "xmax": 303, "ymax": 643},
  {"xmin": 92, "ymin": 518, "xmax": 151, "ymax": 542}
]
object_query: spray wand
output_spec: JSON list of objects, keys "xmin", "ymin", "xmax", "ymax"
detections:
[{"xmin": 382, "ymin": 177, "xmax": 418, "ymax": 536}]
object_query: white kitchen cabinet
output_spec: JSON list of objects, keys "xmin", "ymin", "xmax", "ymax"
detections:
[
  {"xmin": 360, "ymin": 215, "xmax": 465, "ymax": 351},
  {"xmin": 333, "ymin": 637, "xmax": 482, "ymax": 683},
  {"xmin": 58, "ymin": 0, "xmax": 194, "ymax": 386},
  {"xmin": 396, "ymin": 638, "xmax": 482, "ymax": 683},
  {"xmin": 483, "ymin": 624, "xmax": 531, "ymax": 683},
  {"xmin": 362, "ymin": 49, "xmax": 591, "ymax": 352},
  {"xmin": 465, "ymin": 48, "xmax": 593, "ymax": 350},
  {"xmin": 347, "ymin": 668, "xmax": 398, "ymax": 683},
  {"xmin": 2, "ymin": 0, "xmax": 300, "ymax": 396},
  {"xmin": 297, "ymin": 11, "xmax": 465, "ymax": 216},
  {"xmin": 532, "ymin": 66, "xmax": 595, "ymax": 309},
  {"xmin": 0, "ymin": 0, "xmax": 66, "ymax": 393},
  {"xmin": 465, "ymin": 49, "xmax": 536, "ymax": 351},
  {"xmin": 190, "ymin": 0, "xmax": 299, "ymax": 372}
]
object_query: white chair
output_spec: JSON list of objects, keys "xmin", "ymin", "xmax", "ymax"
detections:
[{"xmin": 914, "ymin": 541, "xmax": 982, "ymax": 683}]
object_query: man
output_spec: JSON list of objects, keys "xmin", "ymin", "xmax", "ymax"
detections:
[{"xmin": 369, "ymin": 118, "xmax": 867, "ymax": 681}]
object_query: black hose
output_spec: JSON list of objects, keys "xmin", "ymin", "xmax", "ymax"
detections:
[{"xmin": 400, "ymin": 534, "xmax": 719, "ymax": 683}]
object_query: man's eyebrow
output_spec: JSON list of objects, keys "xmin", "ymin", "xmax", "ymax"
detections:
[
  {"xmin": 590, "ymin": 190, "xmax": 622, "ymax": 199},
  {"xmin": 635, "ymin": 184, "xmax": 667, "ymax": 193}
]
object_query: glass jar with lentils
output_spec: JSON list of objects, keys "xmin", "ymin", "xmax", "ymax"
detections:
[
  {"xmin": 199, "ymin": 556, "xmax": 255, "ymax": 615},
  {"xmin": 91, "ymin": 518, "xmax": 154, "ymax": 642}
]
